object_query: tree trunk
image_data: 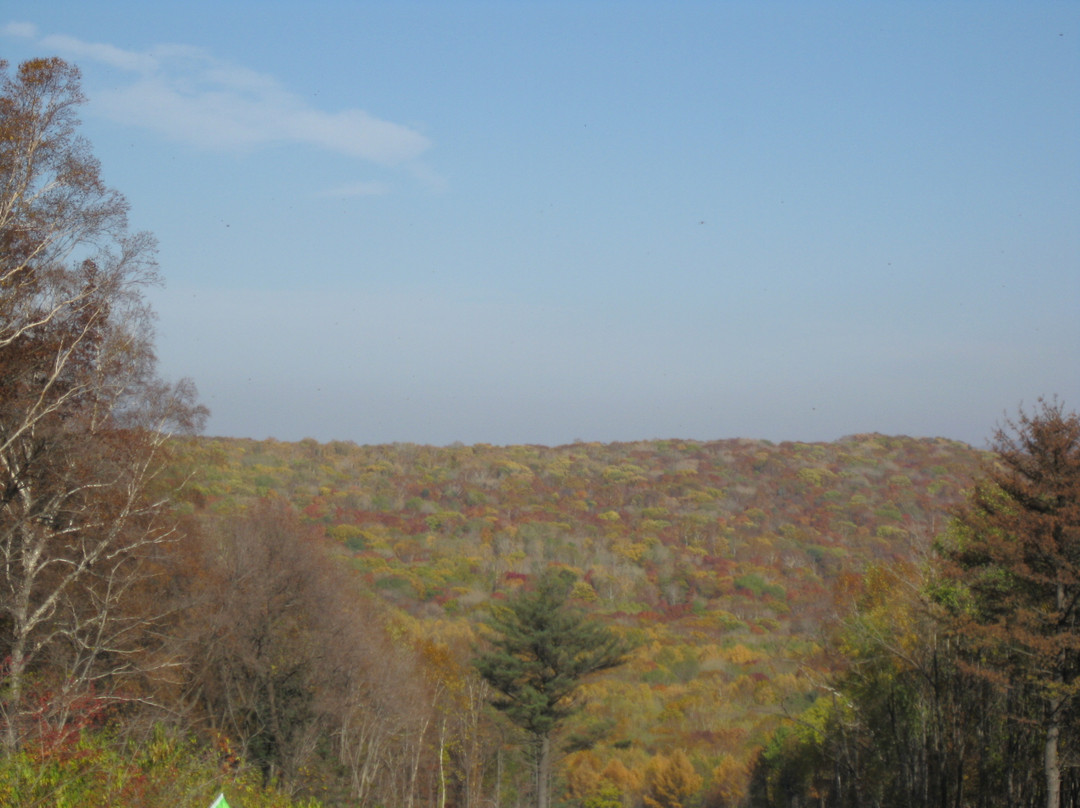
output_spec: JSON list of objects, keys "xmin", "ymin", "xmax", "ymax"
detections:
[
  {"xmin": 536, "ymin": 733, "xmax": 551, "ymax": 808},
  {"xmin": 1047, "ymin": 581, "xmax": 1065, "ymax": 808},
  {"xmin": 2, "ymin": 646, "xmax": 25, "ymax": 751},
  {"xmin": 438, "ymin": 717, "xmax": 448, "ymax": 808},
  {"xmin": 1045, "ymin": 703, "xmax": 1061, "ymax": 808}
]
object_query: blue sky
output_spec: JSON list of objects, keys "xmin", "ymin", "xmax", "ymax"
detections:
[{"xmin": 4, "ymin": 2, "xmax": 1077, "ymax": 447}]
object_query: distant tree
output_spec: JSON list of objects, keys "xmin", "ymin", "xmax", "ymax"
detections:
[
  {"xmin": 474, "ymin": 568, "xmax": 628, "ymax": 808},
  {"xmin": 0, "ymin": 57, "xmax": 205, "ymax": 752},
  {"xmin": 943, "ymin": 399, "xmax": 1080, "ymax": 808}
]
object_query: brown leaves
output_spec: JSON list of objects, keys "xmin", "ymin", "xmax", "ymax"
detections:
[{"xmin": 948, "ymin": 400, "xmax": 1080, "ymax": 644}]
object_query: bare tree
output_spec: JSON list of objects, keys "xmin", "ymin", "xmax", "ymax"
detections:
[
  {"xmin": 186, "ymin": 500, "xmax": 339, "ymax": 787},
  {"xmin": 185, "ymin": 498, "xmax": 440, "ymax": 805}
]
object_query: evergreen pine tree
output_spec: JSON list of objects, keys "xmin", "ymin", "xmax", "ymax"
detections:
[
  {"xmin": 475, "ymin": 568, "xmax": 628, "ymax": 808},
  {"xmin": 946, "ymin": 399, "xmax": 1080, "ymax": 808}
]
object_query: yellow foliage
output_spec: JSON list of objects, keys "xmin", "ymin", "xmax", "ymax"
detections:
[
  {"xmin": 771, "ymin": 672, "xmax": 802, "ymax": 695},
  {"xmin": 797, "ymin": 467, "xmax": 829, "ymax": 487},
  {"xmin": 571, "ymin": 579, "xmax": 599, "ymax": 602},
  {"xmin": 613, "ymin": 541, "xmax": 648, "ymax": 562},
  {"xmin": 724, "ymin": 644, "xmax": 758, "ymax": 666},
  {"xmin": 496, "ymin": 460, "xmax": 534, "ymax": 477},
  {"xmin": 643, "ymin": 750, "xmax": 702, "ymax": 808},
  {"xmin": 602, "ymin": 464, "xmax": 647, "ymax": 483},
  {"xmin": 564, "ymin": 751, "xmax": 606, "ymax": 804},
  {"xmin": 565, "ymin": 752, "xmax": 647, "ymax": 808},
  {"xmin": 603, "ymin": 757, "xmax": 645, "ymax": 800},
  {"xmin": 709, "ymin": 754, "xmax": 749, "ymax": 808}
]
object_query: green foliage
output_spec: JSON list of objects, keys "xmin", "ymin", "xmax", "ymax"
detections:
[
  {"xmin": 733, "ymin": 573, "xmax": 785, "ymax": 600},
  {"xmin": 475, "ymin": 568, "xmax": 629, "ymax": 738},
  {"xmin": 583, "ymin": 780, "xmax": 624, "ymax": 808},
  {"xmin": 0, "ymin": 724, "xmax": 317, "ymax": 808}
]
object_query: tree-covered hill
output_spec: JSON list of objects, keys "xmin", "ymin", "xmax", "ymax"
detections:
[
  {"xmin": 178, "ymin": 434, "xmax": 982, "ymax": 616},
  {"xmin": 169, "ymin": 432, "xmax": 986, "ymax": 802}
]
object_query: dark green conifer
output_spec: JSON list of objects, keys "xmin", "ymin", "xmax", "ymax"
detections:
[{"xmin": 475, "ymin": 568, "xmax": 628, "ymax": 808}]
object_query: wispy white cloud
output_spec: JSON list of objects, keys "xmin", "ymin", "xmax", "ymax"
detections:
[
  {"xmin": 4, "ymin": 24, "xmax": 432, "ymax": 168},
  {"xmin": 39, "ymin": 32, "xmax": 159, "ymax": 72},
  {"xmin": 3, "ymin": 21, "xmax": 37, "ymax": 38}
]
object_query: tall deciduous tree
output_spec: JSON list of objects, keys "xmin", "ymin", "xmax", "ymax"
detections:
[
  {"xmin": 944, "ymin": 399, "xmax": 1080, "ymax": 808},
  {"xmin": 0, "ymin": 57, "xmax": 205, "ymax": 751},
  {"xmin": 474, "ymin": 568, "xmax": 628, "ymax": 808}
]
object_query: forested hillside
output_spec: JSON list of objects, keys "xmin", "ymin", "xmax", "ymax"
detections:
[
  {"xmin": 180, "ymin": 433, "xmax": 981, "ymax": 614},
  {"xmin": 164, "ymin": 432, "xmax": 985, "ymax": 805}
]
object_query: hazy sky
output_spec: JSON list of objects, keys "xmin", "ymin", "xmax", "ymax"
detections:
[{"xmin": 4, "ymin": 2, "xmax": 1077, "ymax": 448}]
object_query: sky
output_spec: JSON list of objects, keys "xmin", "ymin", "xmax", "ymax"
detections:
[{"xmin": 3, "ymin": 2, "xmax": 1077, "ymax": 448}]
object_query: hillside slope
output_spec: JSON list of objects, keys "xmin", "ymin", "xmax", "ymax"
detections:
[{"xmin": 172, "ymin": 433, "xmax": 985, "ymax": 794}]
